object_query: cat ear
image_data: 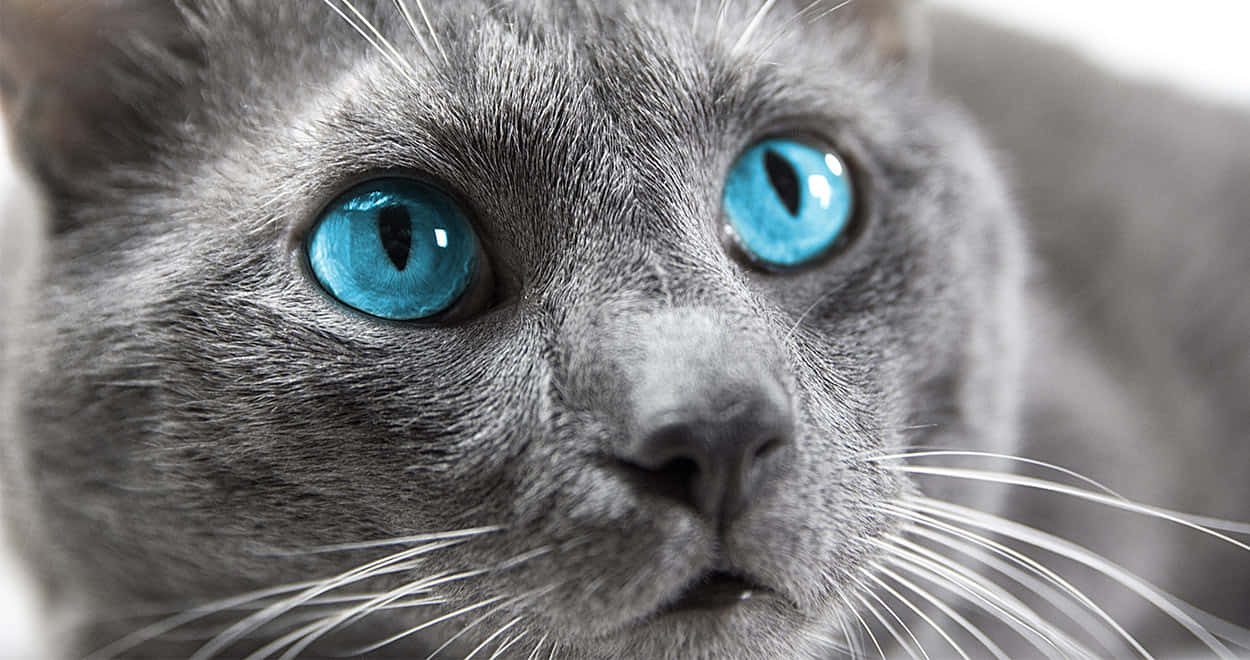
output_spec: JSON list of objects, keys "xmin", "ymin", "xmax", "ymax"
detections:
[
  {"xmin": 0, "ymin": 0, "xmax": 203, "ymax": 197},
  {"xmin": 827, "ymin": 0, "xmax": 929, "ymax": 72}
]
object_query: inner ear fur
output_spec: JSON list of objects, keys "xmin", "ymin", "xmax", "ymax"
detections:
[{"xmin": 0, "ymin": 0, "xmax": 203, "ymax": 199}]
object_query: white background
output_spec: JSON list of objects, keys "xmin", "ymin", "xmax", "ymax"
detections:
[
  {"xmin": 930, "ymin": 0, "xmax": 1250, "ymax": 106},
  {"xmin": 2, "ymin": 1, "xmax": 1249, "ymax": 656}
]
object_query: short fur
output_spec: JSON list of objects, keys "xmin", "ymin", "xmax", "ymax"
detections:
[{"xmin": 0, "ymin": 1, "xmax": 1246, "ymax": 658}]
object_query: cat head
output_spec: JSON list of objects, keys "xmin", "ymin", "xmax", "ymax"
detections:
[{"xmin": 0, "ymin": 1, "xmax": 1025, "ymax": 656}]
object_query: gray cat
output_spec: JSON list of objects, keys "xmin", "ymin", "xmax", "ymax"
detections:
[{"xmin": 1, "ymin": 1, "xmax": 1247, "ymax": 658}]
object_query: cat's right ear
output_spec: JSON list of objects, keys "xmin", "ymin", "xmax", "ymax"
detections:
[
  {"xmin": 0, "ymin": 1, "xmax": 203, "ymax": 204},
  {"xmin": 824, "ymin": 0, "xmax": 929, "ymax": 76}
]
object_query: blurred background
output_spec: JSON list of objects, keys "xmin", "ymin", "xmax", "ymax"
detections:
[
  {"xmin": 1, "ymin": 1, "xmax": 1248, "ymax": 657},
  {"xmin": 931, "ymin": 0, "xmax": 1250, "ymax": 106}
]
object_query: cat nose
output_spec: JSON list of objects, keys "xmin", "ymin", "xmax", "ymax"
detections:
[{"xmin": 620, "ymin": 381, "xmax": 795, "ymax": 528}]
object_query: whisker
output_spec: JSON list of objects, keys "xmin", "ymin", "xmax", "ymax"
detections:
[
  {"xmin": 896, "ymin": 515, "xmax": 1134, "ymax": 657},
  {"xmin": 864, "ymin": 450, "xmax": 1128, "ymax": 499},
  {"xmin": 878, "ymin": 537, "xmax": 1079, "ymax": 658},
  {"xmin": 828, "ymin": 595, "xmax": 863, "ymax": 659},
  {"xmin": 272, "ymin": 568, "xmax": 498, "ymax": 660},
  {"xmin": 905, "ymin": 496, "xmax": 1241, "ymax": 659},
  {"xmin": 850, "ymin": 573, "xmax": 928, "ymax": 660},
  {"xmin": 489, "ymin": 629, "xmax": 528, "ymax": 660},
  {"xmin": 865, "ymin": 566, "xmax": 973, "ymax": 660},
  {"xmin": 806, "ymin": 0, "xmax": 857, "ymax": 25},
  {"xmin": 464, "ymin": 616, "xmax": 523, "ymax": 660},
  {"xmin": 274, "ymin": 526, "xmax": 501, "ymax": 556},
  {"xmin": 86, "ymin": 560, "xmax": 431, "ymax": 660},
  {"xmin": 525, "ymin": 634, "xmax": 550, "ymax": 660},
  {"xmin": 803, "ymin": 629, "xmax": 852, "ymax": 656},
  {"xmin": 411, "ymin": 0, "xmax": 450, "ymax": 65},
  {"xmin": 320, "ymin": 0, "xmax": 419, "ymax": 87},
  {"xmin": 347, "ymin": 595, "xmax": 507, "ymax": 656},
  {"xmin": 890, "ymin": 466, "xmax": 1250, "ymax": 553},
  {"xmin": 714, "ymin": 0, "xmax": 732, "ymax": 43},
  {"xmin": 838, "ymin": 586, "xmax": 886, "ymax": 660},
  {"xmin": 85, "ymin": 580, "xmax": 325, "ymax": 660},
  {"xmin": 873, "ymin": 562, "xmax": 1011, "ymax": 660},
  {"xmin": 392, "ymin": 0, "xmax": 435, "ymax": 62},
  {"xmin": 731, "ymin": 0, "xmax": 778, "ymax": 55},
  {"xmin": 191, "ymin": 538, "xmax": 468, "ymax": 660},
  {"xmin": 423, "ymin": 593, "xmax": 534, "ymax": 660}
]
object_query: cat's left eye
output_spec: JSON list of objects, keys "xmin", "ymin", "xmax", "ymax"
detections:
[
  {"xmin": 306, "ymin": 177, "xmax": 485, "ymax": 321},
  {"xmin": 722, "ymin": 138, "xmax": 855, "ymax": 269}
]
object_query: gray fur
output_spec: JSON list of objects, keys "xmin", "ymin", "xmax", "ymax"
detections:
[{"xmin": 0, "ymin": 1, "xmax": 1245, "ymax": 658}]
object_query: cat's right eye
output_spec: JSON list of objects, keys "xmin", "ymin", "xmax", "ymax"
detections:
[{"xmin": 306, "ymin": 177, "xmax": 485, "ymax": 321}]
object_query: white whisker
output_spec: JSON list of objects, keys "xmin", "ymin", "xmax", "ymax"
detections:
[
  {"xmin": 320, "ymin": 0, "xmax": 419, "ymax": 87},
  {"xmin": 392, "ymin": 0, "xmax": 435, "ymax": 61},
  {"xmin": 464, "ymin": 616, "xmax": 523, "ymax": 660},
  {"xmin": 807, "ymin": 0, "xmax": 856, "ymax": 25},
  {"xmin": 731, "ymin": 0, "xmax": 777, "ymax": 55},
  {"xmin": 895, "ymin": 514, "xmax": 1137, "ymax": 657},
  {"xmin": 850, "ymin": 573, "xmax": 928, "ymax": 660},
  {"xmin": 878, "ymin": 538, "xmax": 1078, "ymax": 658},
  {"xmin": 423, "ymin": 594, "xmax": 532, "ymax": 660},
  {"xmin": 526, "ymin": 634, "xmax": 550, "ymax": 660},
  {"xmin": 273, "ymin": 568, "xmax": 497, "ymax": 659},
  {"xmin": 355, "ymin": 594, "xmax": 508, "ymax": 655},
  {"xmin": 874, "ymin": 562, "xmax": 1011, "ymax": 660},
  {"xmin": 85, "ymin": 580, "xmax": 326, "ymax": 660},
  {"xmin": 276, "ymin": 526, "xmax": 501, "ymax": 555},
  {"xmin": 865, "ymin": 450, "xmax": 1128, "ymax": 499},
  {"xmin": 337, "ymin": 0, "xmax": 413, "ymax": 67},
  {"xmin": 905, "ymin": 496, "xmax": 1240, "ymax": 659},
  {"xmin": 838, "ymin": 586, "xmax": 886, "ymax": 660},
  {"xmin": 829, "ymin": 596, "xmax": 862, "ymax": 659},
  {"xmin": 714, "ymin": 0, "xmax": 732, "ymax": 42},
  {"xmin": 890, "ymin": 466, "xmax": 1250, "ymax": 553},
  {"xmin": 865, "ymin": 566, "xmax": 973, "ymax": 660},
  {"xmin": 489, "ymin": 629, "xmax": 528, "ymax": 660},
  {"xmin": 191, "ymin": 538, "xmax": 467, "ymax": 660},
  {"xmin": 413, "ymin": 0, "xmax": 449, "ymax": 65}
]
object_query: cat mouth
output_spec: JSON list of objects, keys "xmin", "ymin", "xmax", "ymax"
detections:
[{"xmin": 655, "ymin": 571, "xmax": 773, "ymax": 615}]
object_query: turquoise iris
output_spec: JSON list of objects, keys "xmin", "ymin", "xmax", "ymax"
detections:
[
  {"xmin": 307, "ymin": 178, "xmax": 479, "ymax": 320},
  {"xmin": 722, "ymin": 139, "xmax": 854, "ymax": 268}
]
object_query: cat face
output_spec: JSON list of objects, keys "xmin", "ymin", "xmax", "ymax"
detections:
[{"xmin": 0, "ymin": 1, "xmax": 1024, "ymax": 657}]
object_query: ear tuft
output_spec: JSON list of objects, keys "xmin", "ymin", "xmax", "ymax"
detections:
[{"xmin": 0, "ymin": 1, "xmax": 203, "ymax": 193}]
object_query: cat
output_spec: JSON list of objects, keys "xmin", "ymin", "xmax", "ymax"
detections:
[{"xmin": 0, "ymin": 0, "xmax": 1248, "ymax": 658}]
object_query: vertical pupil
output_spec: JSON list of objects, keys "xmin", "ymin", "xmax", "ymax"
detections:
[
  {"xmin": 377, "ymin": 205, "xmax": 413, "ymax": 271},
  {"xmin": 763, "ymin": 149, "xmax": 801, "ymax": 217}
]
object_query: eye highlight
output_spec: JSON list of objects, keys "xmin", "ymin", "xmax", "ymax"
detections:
[
  {"xmin": 307, "ymin": 178, "xmax": 481, "ymax": 320},
  {"xmin": 722, "ymin": 138, "xmax": 855, "ymax": 269}
]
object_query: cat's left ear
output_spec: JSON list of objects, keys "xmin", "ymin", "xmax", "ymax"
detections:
[
  {"xmin": 0, "ymin": 1, "xmax": 204, "ymax": 205},
  {"xmin": 827, "ymin": 0, "xmax": 930, "ymax": 75}
]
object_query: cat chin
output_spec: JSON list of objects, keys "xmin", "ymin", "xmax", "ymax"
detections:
[{"xmin": 557, "ymin": 597, "xmax": 833, "ymax": 660}]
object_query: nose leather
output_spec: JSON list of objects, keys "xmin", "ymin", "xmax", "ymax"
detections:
[{"xmin": 622, "ymin": 386, "xmax": 794, "ymax": 527}]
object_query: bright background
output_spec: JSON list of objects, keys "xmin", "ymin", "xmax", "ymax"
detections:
[
  {"xmin": 930, "ymin": 0, "xmax": 1250, "ymax": 106},
  {"xmin": 2, "ymin": 1, "xmax": 1249, "ymax": 656}
]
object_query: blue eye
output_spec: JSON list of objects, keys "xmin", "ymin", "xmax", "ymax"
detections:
[
  {"xmin": 307, "ymin": 178, "xmax": 480, "ymax": 320},
  {"xmin": 722, "ymin": 138, "xmax": 855, "ymax": 269}
]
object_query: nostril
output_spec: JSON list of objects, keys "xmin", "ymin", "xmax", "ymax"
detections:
[
  {"xmin": 615, "ymin": 455, "xmax": 700, "ymax": 509},
  {"xmin": 617, "ymin": 394, "xmax": 795, "ymax": 527},
  {"xmin": 754, "ymin": 436, "xmax": 785, "ymax": 460},
  {"xmin": 657, "ymin": 456, "xmax": 699, "ymax": 484}
]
